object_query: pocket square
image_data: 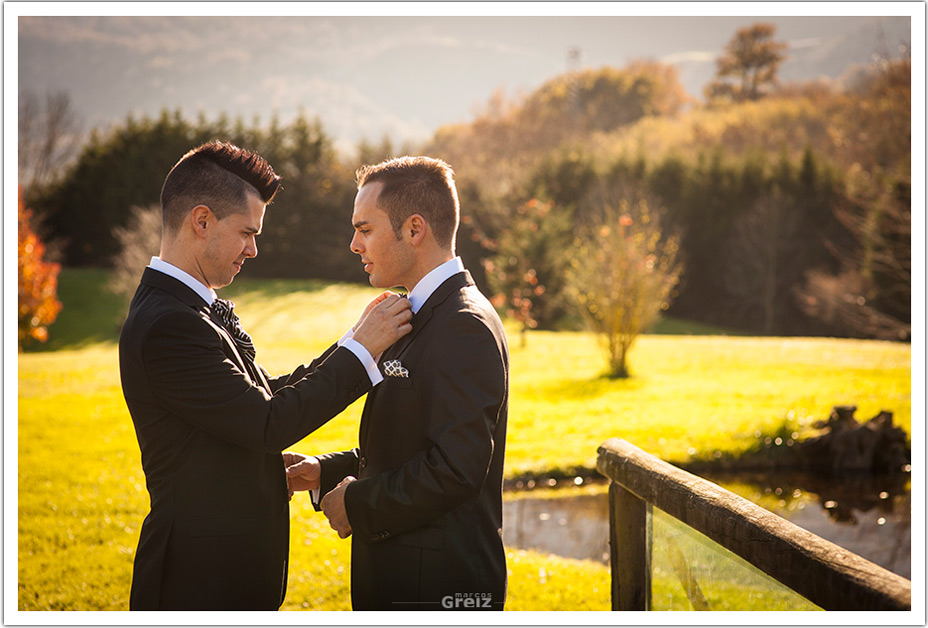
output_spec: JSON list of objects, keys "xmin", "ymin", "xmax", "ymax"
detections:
[{"xmin": 383, "ymin": 359, "xmax": 409, "ymax": 378}]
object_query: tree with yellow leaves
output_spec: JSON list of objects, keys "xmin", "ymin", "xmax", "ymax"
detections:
[{"xmin": 567, "ymin": 181, "xmax": 683, "ymax": 378}]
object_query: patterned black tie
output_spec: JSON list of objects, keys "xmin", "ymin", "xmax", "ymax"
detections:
[{"xmin": 210, "ymin": 298, "xmax": 256, "ymax": 361}]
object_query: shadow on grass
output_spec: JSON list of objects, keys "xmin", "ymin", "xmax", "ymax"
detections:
[
  {"xmin": 541, "ymin": 372, "xmax": 647, "ymax": 401},
  {"xmin": 649, "ymin": 316, "xmax": 751, "ymax": 336},
  {"xmin": 26, "ymin": 268, "xmax": 126, "ymax": 352}
]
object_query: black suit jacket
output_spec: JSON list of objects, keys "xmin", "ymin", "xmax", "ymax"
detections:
[
  {"xmin": 118, "ymin": 268, "xmax": 370, "ymax": 610},
  {"xmin": 316, "ymin": 271, "xmax": 510, "ymax": 610}
]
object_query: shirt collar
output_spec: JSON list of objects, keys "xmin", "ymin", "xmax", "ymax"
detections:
[
  {"xmin": 407, "ymin": 257, "xmax": 465, "ymax": 314},
  {"xmin": 148, "ymin": 256, "xmax": 217, "ymax": 306}
]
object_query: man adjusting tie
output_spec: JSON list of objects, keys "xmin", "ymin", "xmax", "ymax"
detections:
[{"xmin": 118, "ymin": 141, "xmax": 412, "ymax": 610}]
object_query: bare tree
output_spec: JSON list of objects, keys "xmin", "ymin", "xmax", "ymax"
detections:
[
  {"xmin": 797, "ymin": 168, "xmax": 910, "ymax": 341},
  {"xmin": 723, "ymin": 189, "xmax": 805, "ymax": 334},
  {"xmin": 798, "ymin": 268, "xmax": 909, "ymax": 341},
  {"xmin": 109, "ymin": 204, "xmax": 162, "ymax": 313},
  {"xmin": 19, "ymin": 90, "xmax": 83, "ymax": 194}
]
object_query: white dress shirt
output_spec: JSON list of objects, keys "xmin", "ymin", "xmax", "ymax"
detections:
[
  {"xmin": 407, "ymin": 256, "xmax": 466, "ymax": 314},
  {"xmin": 149, "ymin": 256, "xmax": 216, "ymax": 305},
  {"xmin": 147, "ymin": 256, "xmax": 381, "ymax": 385}
]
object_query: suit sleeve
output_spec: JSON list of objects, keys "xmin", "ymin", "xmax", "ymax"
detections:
[
  {"xmin": 141, "ymin": 311, "xmax": 369, "ymax": 452},
  {"xmin": 344, "ymin": 313, "xmax": 506, "ymax": 541},
  {"xmin": 310, "ymin": 449, "xmax": 361, "ymax": 512}
]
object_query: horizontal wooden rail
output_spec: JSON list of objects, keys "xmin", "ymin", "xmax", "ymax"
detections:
[{"xmin": 597, "ymin": 437, "xmax": 911, "ymax": 611}]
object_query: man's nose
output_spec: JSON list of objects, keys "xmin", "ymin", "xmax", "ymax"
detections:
[
  {"xmin": 349, "ymin": 233, "xmax": 362, "ymax": 255},
  {"xmin": 245, "ymin": 236, "xmax": 258, "ymax": 258}
]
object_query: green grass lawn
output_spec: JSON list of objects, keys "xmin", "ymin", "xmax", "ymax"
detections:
[{"xmin": 16, "ymin": 269, "xmax": 912, "ymax": 611}]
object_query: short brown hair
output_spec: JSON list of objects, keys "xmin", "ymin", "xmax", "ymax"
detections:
[
  {"xmin": 356, "ymin": 156, "xmax": 460, "ymax": 250},
  {"xmin": 160, "ymin": 140, "xmax": 282, "ymax": 233}
]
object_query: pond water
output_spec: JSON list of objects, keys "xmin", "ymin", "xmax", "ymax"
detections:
[{"xmin": 502, "ymin": 471, "xmax": 911, "ymax": 579}]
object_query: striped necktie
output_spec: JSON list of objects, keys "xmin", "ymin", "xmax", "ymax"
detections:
[{"xmin": 210, "ymin": 298, "xmax": 256, "ymax": 361}]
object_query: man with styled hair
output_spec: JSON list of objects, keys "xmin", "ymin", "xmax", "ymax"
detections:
[
  {"xmin": 288, "ymin": 156, "xmax": 510, "ymax": 610},
  {"xmin": 159, "ymin": 141, "xmax": 283, "ymax": 233},
  {"xmin": 118, "ymin": 141, "xmax": 412, "ymax": 610}
]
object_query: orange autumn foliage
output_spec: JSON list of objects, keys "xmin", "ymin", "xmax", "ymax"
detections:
[{"xmin": 18, "ymin": 188, "xmax": 62, "ymax": 348}]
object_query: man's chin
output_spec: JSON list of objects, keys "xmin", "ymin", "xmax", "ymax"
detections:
[{"xmin": 216, "ymin": 274, "xmax": 236, "ymax": 289}]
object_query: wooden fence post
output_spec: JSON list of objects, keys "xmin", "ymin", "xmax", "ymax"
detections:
[{"xmin": 609, "ymin": 481, "xmax": 651, "ymax": 610}]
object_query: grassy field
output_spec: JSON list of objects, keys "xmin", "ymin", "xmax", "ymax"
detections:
[{"xmin": 16, "ymin": 269, "xmax": 912, "ymax": 611}]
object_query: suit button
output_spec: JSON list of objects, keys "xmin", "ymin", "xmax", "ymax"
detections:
[{"xmin": 359, "ymin": 457, "xmax": 367, "ymax": 469}]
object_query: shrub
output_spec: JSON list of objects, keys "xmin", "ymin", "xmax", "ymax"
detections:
[
  {"xmin": 484, "ymin": 198, "xmax": 573, "ymax": 343},
  {"xmin": 567, "ymin": 182, "xmax": 682, "ymax": 378},
  {"xmin": 18, "ymin": 189, "xmax": 62, "ymax": 348}
]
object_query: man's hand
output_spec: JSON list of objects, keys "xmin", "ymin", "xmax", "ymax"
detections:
[
  {"xmin": 283, "ymin": 452, "xmax": 321, "ymax": 501},
  {"xmin": 320, "ymin": 476, "xmax": 356, "ymax": 538},
  {"xmin": 352, "ymin": 294, "xmax": 412, "ymax": 357},
  {"xmin": 353, "ymin": 291, "xmax": 395, "ymax": 332}
]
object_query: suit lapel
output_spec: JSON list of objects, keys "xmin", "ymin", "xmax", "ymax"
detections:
[
  {"xmin": 141, "ymin": 267, "xmax": 207, "ymax": 310},
  {"xmin": 381, "ymin": 271, "xmax": 472, "ymax": 363},
  {"xmin": 142, "ymin": 268, "xmax": 271, "ymax": 394},
  {"xmin": 361, "ymin": 271, "xmax": 473, "ymax": 449}
]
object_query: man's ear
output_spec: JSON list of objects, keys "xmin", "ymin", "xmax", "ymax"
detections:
[
  {"xmin": 407, "ymin": 214, "xmax": 427, "ymax": 246},
  {"xmin": 190, "ymin": 205, "xmax": 213, "ymax": 238}
]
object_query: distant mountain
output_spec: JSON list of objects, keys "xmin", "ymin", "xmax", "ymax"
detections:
[{"xmin": 16, "ymin": 14, "xmax": 910, "ymax": 154}]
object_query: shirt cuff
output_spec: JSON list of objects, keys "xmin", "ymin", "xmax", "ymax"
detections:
[
  {"xmin": 337, "ymin": 327, "xmax": 355, "ymax": 347},
  {"xmin": 341, "ymin": 337, "xmax": 383, "ymax": 386}
]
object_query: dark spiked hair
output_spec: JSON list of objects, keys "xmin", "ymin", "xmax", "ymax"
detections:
[{"xmin": 160, "ymin": 140, "xmax": 282, "ymax": 233}]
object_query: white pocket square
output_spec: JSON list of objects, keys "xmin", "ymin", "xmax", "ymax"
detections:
[{"xmin": 382, "ymin": 359, "xmax": 409, "ymax": 378}]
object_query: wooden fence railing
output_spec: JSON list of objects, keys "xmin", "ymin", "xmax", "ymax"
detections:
[{"xmin": 596, "ymin": 437, "xmax": 911, "ymax": 611}]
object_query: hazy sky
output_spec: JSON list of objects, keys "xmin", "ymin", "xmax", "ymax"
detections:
[{"xmin": 10, "ymin": 4, "xmax": 918, "ymax": 153}]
